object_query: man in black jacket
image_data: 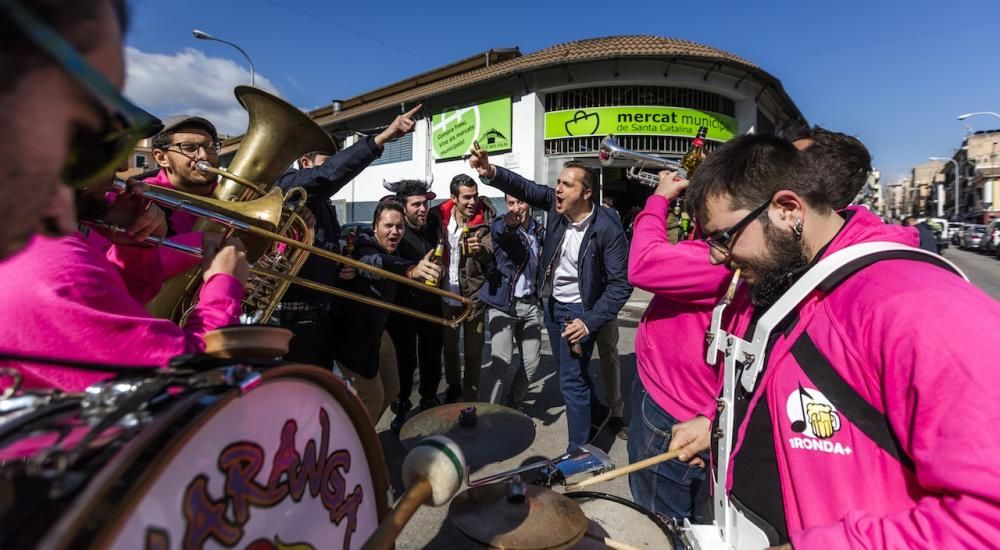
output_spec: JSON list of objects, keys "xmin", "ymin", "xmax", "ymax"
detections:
[
  {"xmin": 274, "ymin": 105, "xmax": 420, "ymax": 367},
  {"xmin": 385, "ymin": 179, "xmax": 446, "ymax": 433},
  {"xmin": 470, "ymin": 150, "xmax": 632, "ymax": 452},
  {"xmin": 333, "ymin": 199, "xmax": 412, "ymax": 423}
]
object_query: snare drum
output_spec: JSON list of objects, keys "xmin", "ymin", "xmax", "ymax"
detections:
[
  {"xmin": 0, "ymin": 364, "xmax": 389, "ymax": 550},
  {"xmin": 566, "ymin": 492, "xmax": 675, "ymax": 549}
]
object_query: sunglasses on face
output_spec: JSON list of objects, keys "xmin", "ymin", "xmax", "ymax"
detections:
[
  {"xmin": 1, "ymin": 0, "xmax": 161, "ymax": 189},
  {"xmin": 702, "ymin": 199, "xmax": 771, "ymax": 257}
]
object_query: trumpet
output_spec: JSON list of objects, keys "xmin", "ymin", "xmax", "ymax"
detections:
[
  {"xmin": 597, "ymin": 135, "xmax": 686, "ymax": 187},
  {"xmin": 91, "ymin": 180, "xmax": 474, "ymax": 329}
]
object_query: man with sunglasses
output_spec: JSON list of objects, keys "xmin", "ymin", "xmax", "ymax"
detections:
[
  {"xmin": 0, "ymin": 0, "xmax": 250, "ymax": 390},
  {"xmin": 0, "ymin": 0, "xmax": 159, "ymax": 259},
  {"xmin": 682, "ymin": 133, "xmax": 1000, "ymax": 548}
]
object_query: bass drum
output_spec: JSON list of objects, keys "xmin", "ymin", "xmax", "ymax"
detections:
[
  {"xmin": 0, "ymin": 364, "xmax": 389, "ymax": 550},
  {"xmin": 566, "ymin": 491, "xmax": 675, "ymax": 549}
]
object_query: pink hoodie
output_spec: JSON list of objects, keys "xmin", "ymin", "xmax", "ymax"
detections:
[
  {"xmin": 725, "ymin": 207, "xmax": 1000, "ymax": 547},
  {"xmin": 143, "ymin": 168, "xmax": 209, "ymax": 278},
  {"xmin": 628, "ymin": 194, "xmax": 741, "ymax": 421},
  {"xmin": 0, "ymin": 233, "xmax": 243, "ymax": 392}
]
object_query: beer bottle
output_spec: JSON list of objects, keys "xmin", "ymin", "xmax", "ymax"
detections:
[
  {"xmin": 425, "ymin": 239, "xmax": 445, "ymax": 286},
  {"xmin": 460, "ymin": 223, "xmax": 470, "ymax": 256},
  {"xmin": 681, "ymin": 126, "xmax": 708, "ymax": 178},
  {"xmin": 342, "ymin": 228, "xmax": 357, "ymax": 257}
]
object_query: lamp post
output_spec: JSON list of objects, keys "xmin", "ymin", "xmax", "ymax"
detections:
[
  {"xmin": 930, "ymin": 156, "xmax": 961, "ymax": 219},
  {"xmin": 957, "ymin": 112, "xmax": 1000, "ymax": 121},
  {"xmin": 192, "ymin": 29, "xmax": 255, "ymax": 87}
]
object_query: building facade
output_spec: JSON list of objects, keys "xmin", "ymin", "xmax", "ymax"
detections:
[
  {"xmin": 221, "ymin": 35, "xmax": 807, "ymax": 223},
  {"xmin": 938, "ymin": 129, "xmax": 1000, "ymax": 223}
]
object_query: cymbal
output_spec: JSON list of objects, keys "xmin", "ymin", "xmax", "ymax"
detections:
[
  {"xmin": 449, "ymin": 481, "xmax": 587, "ymax": 549},
  {"xmin": 399, "ymin": 403, "xmax": 535, "ymax": 468}
]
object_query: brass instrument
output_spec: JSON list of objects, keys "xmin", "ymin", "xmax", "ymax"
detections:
[
  {"xmin": 96, "ymin": 181, "xmax": 473, "ymax": 328},
  {"xmin": 145, "ymin": 85, "xmax": 338, "ymax": 321},
  {"xmin": 597, "ymin": 135, "xmax": 685, "ymax": 186}
]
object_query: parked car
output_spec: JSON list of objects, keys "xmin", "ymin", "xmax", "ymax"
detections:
[
  {"xmin": 338, "ymin": 222, "xmax": 374, "ymax": 251},
  {"xmin": 982, "ymin": 220, "xmax": 1000, "ymax": 254},
  {"xmin": 950, "ymin": 223, "xmax": 968, "ymax": 245},
  {"xmin": 961, "ymin": 224, "xmax": 987, "ymax": 250}
]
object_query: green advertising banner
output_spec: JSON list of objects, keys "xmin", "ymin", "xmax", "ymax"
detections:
[
  {"xmin": 432, "ymin": 97, "xmax": 512, "ymax": 160},
  {"xmin": 544, "ymin": 106, "xmax": 737, "ymax": 141}
]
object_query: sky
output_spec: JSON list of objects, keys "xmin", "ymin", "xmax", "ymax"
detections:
[{"xmin": 123, "ymin": 0, "xmax": 1000, "ymax": 183}]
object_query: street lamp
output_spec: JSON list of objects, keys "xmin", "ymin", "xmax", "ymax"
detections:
[
  {"xmin": 192, "ymin": 29, "xmax": 255, "ymax": 87},
  {"xmin": 930, "ymin": 156, "xmax": 962, "ymax": 219},
  {"xmin": 957, "ymin": 112, "xmax": 1000, "ymax": 121}
]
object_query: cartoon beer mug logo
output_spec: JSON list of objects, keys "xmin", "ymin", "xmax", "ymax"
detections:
[
  {"xmin": 787, "ymin": 383, "xmax": 841, "ymax": 439},
  {"xmin": 564, "ymin": 110, "xmax": 600, "ymax": 136}
]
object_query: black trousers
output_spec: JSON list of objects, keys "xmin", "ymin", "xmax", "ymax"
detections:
[
  {"xmin": 386, "ymin": 312, "xmax": 443, "ymax": 402},
  {"xmin": 274, "ymin": 306, "xmax": 335, "ymax": 369}
]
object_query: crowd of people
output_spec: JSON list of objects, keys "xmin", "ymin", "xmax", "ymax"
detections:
[{"xmin": 3, "ymin": 1, "xmax": 1000, "ymax": 548}]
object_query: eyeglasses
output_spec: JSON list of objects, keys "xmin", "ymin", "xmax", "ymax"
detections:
[
  {"xmin": 164, "ymin": 141, "xmax": 223, "ymax": 156},
  {"xmin": 703, "ymin": 199, "xmax": 771, "ymax": 257},
  {"xmin": 1, "ymin": 0, "xmax": 161, "ymax": 189}
]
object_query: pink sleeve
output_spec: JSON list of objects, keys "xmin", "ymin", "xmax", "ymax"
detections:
[
  {"xmin": 628, "ymin": 195, "xmax": 730, "ymax": 305},
  {"xmin": 180, "ymin": 273, "xmax": 244, "ymax": 352},
  {"xmin": 793, "ymin": 277, "xmax": 1000, "ymax": 548},
  {"xmin": 104, "ymin": 244, "xmax": 164, "ymax": 304}
]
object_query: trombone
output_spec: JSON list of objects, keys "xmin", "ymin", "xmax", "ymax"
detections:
[
  {"xmin": 598, "ymin": 135, "xmax": 686, "ymax": 186},
  {"xmin": 92, "ymin": 180, "xmax": 473, "ymax": 329}
]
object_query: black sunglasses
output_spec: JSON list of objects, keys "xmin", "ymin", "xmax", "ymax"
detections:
[
  {"xmin": 1, "ymin": 0, "xmax": 161, "ymax": 189},
  {"xmin": 703, "ymin": 199, "xmax": 771, "ymax": 256}
]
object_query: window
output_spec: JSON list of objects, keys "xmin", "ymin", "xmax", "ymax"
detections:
[
  {"xmin": 134, "ymin": 154, "xmax": 147, "ymax": 169},
  {"xmin": 370, "ymin": 133, "xmax": 413, "ymax": 166}
]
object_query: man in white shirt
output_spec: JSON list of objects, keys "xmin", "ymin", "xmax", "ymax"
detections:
[
  {"xmin": 470, "ymin": 151, "xmax": 631, "ymax": 452},
  {"xmin": 431, "ymin": 174, "xmax": 494, "ymax": 402}
]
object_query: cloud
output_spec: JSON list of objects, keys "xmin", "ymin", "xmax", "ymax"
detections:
[{"xmin": 123, "ymin": 47, "xmax": 283, "ymax": 137}]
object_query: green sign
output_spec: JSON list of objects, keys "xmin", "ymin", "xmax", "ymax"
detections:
[
  {"xmin": 544, "ymin": 106, "xmax": 737, "ymax": 141},
  {"xmin": 432, "ymin": 97, "xmax": 512, "ymax": 160}
]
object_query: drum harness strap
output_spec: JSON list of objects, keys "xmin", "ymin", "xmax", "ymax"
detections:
[{"xmin": 685, "ymin": 242, "xmax": 966, "ymax": 550}]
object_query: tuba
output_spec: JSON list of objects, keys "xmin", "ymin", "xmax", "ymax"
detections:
[{"xmin": 145, "ymin": 86, "xmax": 336, "ymax": 322}]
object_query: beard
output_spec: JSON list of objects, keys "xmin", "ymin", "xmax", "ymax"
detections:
[{"xmin": 743, "ymin": 217, "xmax": 809, "ymax": 308}]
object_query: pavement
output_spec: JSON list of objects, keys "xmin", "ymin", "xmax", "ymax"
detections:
[
  {"xmin": 373, "ymin": 289, "xmax": 654, "ymax": 549},
  {"xmin": 942, "ymin": 246, "xmax": 1000, "ymax": 301}
]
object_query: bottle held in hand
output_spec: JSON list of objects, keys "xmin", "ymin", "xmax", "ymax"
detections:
[{"xmin": 425, "ymin": 239, "xmax": 445, "ymax": 286}]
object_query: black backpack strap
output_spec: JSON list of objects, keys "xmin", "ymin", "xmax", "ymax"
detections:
[
  {"xmin": 790, "ymin": 332, "xmax": 915, "ymax": 469},
  {"xmin": 786, "ymin": 249, "xmax": 962, "ymax": 470}
]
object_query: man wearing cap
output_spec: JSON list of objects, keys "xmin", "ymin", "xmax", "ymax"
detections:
[
  {"xmin": 145, "ymin": 115, "xmax": 223, "ymax": 231},
  {"xmin": 273, "ymin": 106, "xmax": 420, "ymax": 368}
]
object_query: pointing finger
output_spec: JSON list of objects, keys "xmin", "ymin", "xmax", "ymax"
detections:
[{"xmin": 403, "ymin": 103, "xmax": 423, "ymax": 118}]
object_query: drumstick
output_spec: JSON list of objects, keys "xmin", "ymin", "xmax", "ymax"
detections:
[
  {"xmin": 584, "ymin": 533, "xmax": 642, "ymax": 550},
  {"xmin": 566, "ymin": 449, "xmax": 684, "ymax": 490},
  {"xmin": 362, "ymin": 436, "xmax": 466, "ymax": 550}
]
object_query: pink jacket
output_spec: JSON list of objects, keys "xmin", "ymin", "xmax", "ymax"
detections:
[
  {"xmin": 629, "ymin": 194, "xmax": 740, "ymax": 421},
  {"xmin": 0, "ymin": 233, "xmax": 243, "ymax": 392},
  {"xmin": 143, "ymin": 168, "xmax": 208, "ymax": 278},
  {"xmin": 726, "ymin": 207, "xmax": 1000, "ymax": 548}
]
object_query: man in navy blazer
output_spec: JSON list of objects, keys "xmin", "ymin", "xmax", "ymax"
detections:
[{"xmin": 470, "ymin": 150, "xmax": 631, "ymax": 452}]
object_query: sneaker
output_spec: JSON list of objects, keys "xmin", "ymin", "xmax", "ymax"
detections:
[
  {"xmin": 390, "ymin": 398, "xmax": 411, "ymax": 415},
  {"xmin": 444, "ymin": 384, "xmax": 463, "ymax": 404},
  {"xmin": 609, "ymin": 416, "xmax": 629, "ymax": 440},
  {"xmin": 419, "ymin": 396, "xmax": 441, "ymax": 411}
]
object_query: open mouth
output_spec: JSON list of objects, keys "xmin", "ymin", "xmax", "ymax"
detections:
[{"xmin": 555, "ymin": 196, "xmax": 565, "ymax": 209}]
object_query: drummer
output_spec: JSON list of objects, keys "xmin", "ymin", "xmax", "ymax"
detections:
[
  {"xmin": 0, "ymin": 0, "xmax": 129, "ymax": 259},
  {"xmin": 0, "ymin": 0, "xmax": 250, "ymax": 391},
  {"xmin": 685, "ymin": 133, "xmax": 1000, "ymax": 547}
]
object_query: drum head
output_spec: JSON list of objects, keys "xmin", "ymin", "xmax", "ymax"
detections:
[
  {"xmin": 43, "ymin": 365, "xmax": 389, "ymax": 550},
  {"xmin": 568, "ymin": 493, "xmax": 674, "ymax": 549}
]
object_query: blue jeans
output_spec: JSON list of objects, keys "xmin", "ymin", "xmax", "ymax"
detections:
[
  {"xmin": 543, "ymin": 299, "xmax": 598, "ymax": 451},
  {"xmin": 627, "ymin": 377, "xmax": 709, "ymax": 523}
]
